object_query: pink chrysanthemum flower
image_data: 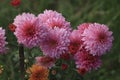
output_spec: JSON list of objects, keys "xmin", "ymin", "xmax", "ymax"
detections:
[
  {"xmin": 0, "ymin": 27, "xmax": 7, "ymax": 54},
  {"xmin": 36, "ymin": 56, "xmax": 56, "ymax": 68},
  {"xmin": 13, "ymin": 13, "xmax": 36, "ymax": 28},
  {"xmin": 74, "ymin": 49, "xmax": 102, "ymax": 72},
  {"xmin": 77, "ymin": 23, "xmax": 91, "ymax": 34},
  {"xmin": 68, "ymin": 23, "xmax": 91, "ymax": 55},
  {"xmin": 38, "ymin": 10, "xmax": 71, "ymax": 31},
  {"xmin": 69, "ymin": 30, "xmax": 83, "ymax": 55},
  {"xmin": 40, "ymin": 27, "xmax": 70, "ymax": 58},
  {"xmin": 38, "ymin": 10, "xmax": 62, "ymax": 23},
  {"xmin": 82, "ymin": 23, "xmax": 113, "ymax": 56},
  {"xmin": 14, "ymin": 13, "xmax": 47, "ymax": 48}
]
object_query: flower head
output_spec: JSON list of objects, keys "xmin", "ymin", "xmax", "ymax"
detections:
[
  {"xmin": 69, "ymin": 30, "xmax": 83, "ymax": 55},
  {"xmin": 11, "ymin": 0, "xmax": 21, "ymax": 7},
  {"xmin": 36, "ymin": 56, "xmax": 56, "ymax": 68},
  {"xmin": 40, "ymin": 27, "xmax": 70, "ymax": 58},
  {"xmin": 27, "ymin": 64, "xmax": 49, "ymax": 80},
  {"xmin": 0, "ymin": 27, "xmax": 7, "ymax": 54},
  {"xmin": 9, "ymin": 24, "xmax": 16, "ymax": 32},
  {"xmin": 82, "ymin": 23, "xmax": 113, "ymax": 56},
  {"xmin": 13, "ymin": 13, "xmax": 36, "ymax": 27},
  {"xmin": 74, "ymin": 49, "xmax": 102, "ymax": 72},
  {"xmin": 51, "ymin": 70, "xmax": 57, "ymax": 75},
  {"xmin": 14, "ymin": 13, "xmax": 47, "ymax": 48},
  {"xmin": 38, "ymin": 10, "xmax": 62, "ymax": 23},
  {"xmin": 61, "ymin": 64, "xmax": 68, "ymax": 70},
  {"xmin": 77, "ymin": 68, "xmax": 87, "ymax": 75},
  {"xmin": 77, "ymin": 23, "xmax": 91, "ymax": 34},
  {"xmin": 38, "ymin": 10, "xmax": 71, "ymax": 31}
]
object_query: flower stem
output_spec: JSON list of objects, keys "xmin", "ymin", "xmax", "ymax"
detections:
[{"xmin": 19, "ymin": 44, "xmax": 25, "ymax": 80}]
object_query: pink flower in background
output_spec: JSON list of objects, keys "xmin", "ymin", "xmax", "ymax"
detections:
[
  {"xmin": 36, "ymin": 56, "xmax": 56, "ymax": 68},
  {"xmin": 38, "ymin": 10, "xmax": 71, "ymax": 31},
  {"xmin": 68, "ymin": 30, "xmax": 83, "ymax": 55},
  {"xmin": 40, "ymin": 27, "xmax": 70, "ymax": 58},
  {"xmin": 14, "ymin": 13, "xmax": 47, "ymax": 48},
  {"xmin": 45, "ymin": 17, "xmax": 71, "ymax": 30},
  {"xmin": 74, "ymin": 49, "xmax": 102, "ymax": 72},
  {"xmin": 77, "ymin": 23, "xmax": 91, "ymax": 34},
  {"xmin": 82, "ymin": 23, "xmax": 113, "ymax": 56},
  {"xmin": 68, "ymin": 23, "xmax": 91, "ymax": 55},
  {"xmin": 0, "ymin": 27, "xmax": 7, "ymax": 54},
  {"xmin": 38, "ymin": 10, "xmax": 62, "ymax": 23}
]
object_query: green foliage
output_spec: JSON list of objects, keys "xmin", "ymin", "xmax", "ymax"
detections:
[{"xmin": 0, "ymin": 0, "xmax": 120, "ymax": 80}]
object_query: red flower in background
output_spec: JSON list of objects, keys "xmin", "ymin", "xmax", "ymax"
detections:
[
  {"xmin": 9, "ymin": 24, "xmax": 16, "ymax": 32},
  {"xmin": 11, "ymin": 0, "xmax": 21, "ymax": 7},
  {"xmin": 77, "ymin": 68, "xmax": 87, "ymax": 75},
  {"xmin": 61, "ymin": 64, "xmax": 68, "ymax": 70}
]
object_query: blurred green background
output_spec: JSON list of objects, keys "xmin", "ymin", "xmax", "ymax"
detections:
[{"xmin": 0, "ymin": 0, "xmax": 120, "ymax": 80}]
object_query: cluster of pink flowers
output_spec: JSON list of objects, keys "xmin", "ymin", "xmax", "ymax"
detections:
[
  {"xmin": 0, "ymin": 27, "xmax": 7, "ymax": 54},
  {"xmin": 13, "ymin": 10, "xmax": 113, "ymax": 74},
  {"xmin": 73, "ymin": 23, "xmax": 113, "ymax": 73}
]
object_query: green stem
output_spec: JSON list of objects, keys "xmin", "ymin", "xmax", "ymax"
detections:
[{"xmin": 19, "ymin": 44, "xmax": 25, "ymax": 80}]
